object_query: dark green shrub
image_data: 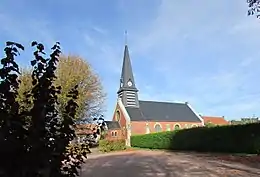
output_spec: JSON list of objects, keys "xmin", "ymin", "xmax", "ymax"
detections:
[
  {"xmin": 0, "ymin": 41, "xmax": 88, "ymax": 177},
  {"xmin": 99, "ymin": 139, "xmax": 126, "ymax": 152},
  {"xmin": 131, "ymin": 131, "xmax": 176, "ymax": 149},
  {"xmin": 131, "ymin": 123, "xmax": 260, "ymax": 154}
]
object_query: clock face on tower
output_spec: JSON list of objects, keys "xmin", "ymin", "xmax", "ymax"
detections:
[{"xmin": 127, "ymin": 81, "xmax": 132, "ymax": 87}]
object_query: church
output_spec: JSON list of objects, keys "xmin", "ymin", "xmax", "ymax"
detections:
[{"xmin": 110, "ymin": 44, "xmax": 207, "ymax": 146}]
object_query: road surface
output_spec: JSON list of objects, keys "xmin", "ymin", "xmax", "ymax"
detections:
[{"xmin": 80, "ymin": 150, "xmax": 260, "ymax": 177}]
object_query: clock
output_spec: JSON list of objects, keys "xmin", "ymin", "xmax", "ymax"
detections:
[{"xmin": 127, "ymin": 81, "xmax": 132, "ymax": 87}]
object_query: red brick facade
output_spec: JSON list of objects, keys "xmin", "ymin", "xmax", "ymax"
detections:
[
  {"xmin": 112, "ymin": 104, "xmax": 127, "ymax": 128},
  {"xmin": 104, "ymin": 129, "xmax": 125, "ymax": 140},
  {"xmin": 111, "ymin": 102, "xmax": 203, "ymax": 137},
  {"xmin": 130, "ymin": 121, "xmax": 203, "ymax": 135}
]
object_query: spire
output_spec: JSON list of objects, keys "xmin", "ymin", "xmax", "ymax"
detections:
[
  {"xmin": 119, "ymin": 44, "xmax": 137, "ymax": 90},
  {"xmin": 117, "ymin": 34, "xmax": 139, "ymax": 107}
]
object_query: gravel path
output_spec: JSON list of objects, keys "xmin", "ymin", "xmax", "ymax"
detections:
[{"xmin": 80, "ymin": 150, "xmax": 260, "ymax": 177}]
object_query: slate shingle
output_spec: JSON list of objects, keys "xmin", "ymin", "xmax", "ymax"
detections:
[
  {"xmin": 104, "ymin": 121, "xmax": 121, "ymax": 130},
  {"xmin": 126, "ymin": 100, "xmax": 201, "ymax": 122}
]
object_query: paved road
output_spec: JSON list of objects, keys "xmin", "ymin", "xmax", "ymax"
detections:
[{"xmin": 80, "ymin": 150, "xmax": 260, "ymax": 177}]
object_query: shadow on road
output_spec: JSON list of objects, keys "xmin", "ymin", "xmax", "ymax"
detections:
[{"xmin": 80, "ymin": 150, "xmax": 260, "ymax": 177}]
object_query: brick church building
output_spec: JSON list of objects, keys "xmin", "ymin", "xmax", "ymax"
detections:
[{"xmin": 110, "ymin": 44, "xmax": 206, "ymax": 146}]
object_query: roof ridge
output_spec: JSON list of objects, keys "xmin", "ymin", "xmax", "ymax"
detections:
[{"xmin": 139, "ymin": 100, "xmax": 186, "ymax": 104}]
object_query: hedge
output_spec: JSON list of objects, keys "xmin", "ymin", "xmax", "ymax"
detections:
[
  {"xmin": 99, "ymin": 139, "xmax": 126, "ymax": 152},
  {"xmin": 131, "ymin": 123, "xmax": 260, "ymax": 154}
]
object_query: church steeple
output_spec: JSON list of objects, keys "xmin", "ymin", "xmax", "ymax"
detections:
[{"xmin": 117, "ymin": 42, "xmax": 139, "ymax": 107}]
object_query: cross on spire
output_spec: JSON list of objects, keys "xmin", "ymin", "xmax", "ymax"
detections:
[{"xmin": 124, "ymin": 30, "xmax": 128, "ymax": 45}]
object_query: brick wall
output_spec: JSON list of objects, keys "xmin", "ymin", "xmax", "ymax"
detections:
[
  {"xmin": 131, "ymin": 121, "xmax": 203, "ymax": 135},
  {"xmin": 104, "ymin": 129, "xmax": 125, "ymax": 140},
  {"xmin": 112, "ymin": 103, "xmax": 128, "ymax": 138},
  {"xmin": 112, "ymin": 104, "xmax": 127, "ymax": 128},
  {"xmin": 111, "ymin": 102, "xmax": 203, "ymax": 136}
]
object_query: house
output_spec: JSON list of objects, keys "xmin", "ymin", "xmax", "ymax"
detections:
[
  {"xmin": 75, "ymin": 121, "xmax": 125, "ymax": 142},
  {"xmin": 202, "ymin": 116, "xmax": 230, "ymax": 126},
  {"xmin": 103, "ymin": 121, "xmax": 125, "ymax": 140},
  {"xmin": 75, "ymin": 124, "xmax": 101, "ymax": 143},
  {"xmin": 230, "ymin": 117, "xmax": 260, "ymax": 125},
  {"xmin": 111, "ymin": 44, "xmax": 205, "ymax": 146}
]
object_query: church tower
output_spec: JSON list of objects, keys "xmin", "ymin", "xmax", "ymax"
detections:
[{"xmin": 117, "ymin": 44, "xmax": 139, "ymax": 107}]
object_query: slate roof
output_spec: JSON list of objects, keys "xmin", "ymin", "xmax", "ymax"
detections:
[
  {"xmin": 105, "ymin": 121, "xmax": 121, "ymax": 130},
  {"xmin": 125, "ymin": 100, "xmax": 201, "ymax": 122},
  {"xmin": 75, "ymin": 124, "xmax": 98, "ymax": 135},
  {"xmin": 118, "ymin": 45, "xmax": 138, "ymax": 93}
]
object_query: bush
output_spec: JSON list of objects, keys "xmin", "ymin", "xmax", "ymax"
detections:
[
  {"xmin": 99, "ymin": 139, "xmax": 126, "ymax": 152},
  {"xmin": 0, "ymin": 41, "xmax": 88, "ymax": 176},
  {"xmin": 131, "ymin": 123, "xmax": 260, "ymax": 154},
  {"xmin": 131, "ymin": 131, "xmax": 177, "ymax": 149}
]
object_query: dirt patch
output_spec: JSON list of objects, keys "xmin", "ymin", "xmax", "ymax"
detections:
[{"xmin": 215, "ymin": 154, "xmax": 260, "ymax": 168}]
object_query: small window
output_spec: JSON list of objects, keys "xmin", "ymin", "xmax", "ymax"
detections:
[
  {"xmin": 166, "ymin": 124, "xmax": 171, "ymax": 131},
  {"xmin": 111, "ymin": 131, "xmax": 117, "ymax": 137},
  {"xmin": 174, "ymin": 124, "xmax": 180, "ymax": 130},
  {"xmin": 155, "ymin": 124, "xmax": 162, "ymax": 132}
]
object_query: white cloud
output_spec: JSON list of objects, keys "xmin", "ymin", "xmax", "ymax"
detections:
[
  {"xmin": 92, "ymin": 26, "xmax": 107, "ymax": 35},
  {"xmin": 83, "ymin": 33, "xmax": 95, "ymax": 46},
  {"xmin": 128, "ymin": 0, "xmax": 260, "ymax": 120}
]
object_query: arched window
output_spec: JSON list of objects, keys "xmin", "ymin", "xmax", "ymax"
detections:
[
  {"xmin": 114, "ymin": 131, "xmax": 118, "ymax": 137},
  {"xmin": 155, "ymin": 124, "xmax": 162, "ymax": 132},
  {"xmin": 111, "ymin": 131, "xmax": 114, "ymax": 136},
  {"xmin": 145, "ymin": 125, "xmax": 150, "ymax": 134},
  {"xmin": 174, "ymin": 124, "xmax": 180, "ymax": 130},
  {"xmin": 115, "ymin": 111, "xmax": 120, "ymax": 121}
]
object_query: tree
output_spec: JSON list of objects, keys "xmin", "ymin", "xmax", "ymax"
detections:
[
  {"xmin": 247, "ymin": 0, "xmax": 260, "ymax": 18},
  {"xmin": 56, "ymin": 55, "xmax": 105, "ymax": 121},
  {"xmin": 17, "ymin": 55, "xmax": 105, "ymax": 122},
  {"xmin": 0, "ymin": 41, "xmax": 88, "ymax": 176}
]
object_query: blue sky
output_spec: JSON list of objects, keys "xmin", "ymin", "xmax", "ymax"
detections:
[{"xmin": 1, "ymin": 0, "xmax": 260, "ymax": 120}]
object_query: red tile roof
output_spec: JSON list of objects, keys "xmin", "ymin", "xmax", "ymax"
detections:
[
  {"xmin": 75, "ymin": 124, "xmax": 99, "ymax": 135},
  {"xmin": 202, "ymin": 116, "xmax": 230, "ymax": 125}
]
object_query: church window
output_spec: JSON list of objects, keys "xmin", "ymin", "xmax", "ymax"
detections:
[
  {"xmin": 145, "ymin": 125, "xmax": 150, "ymax": 134},
  {"xmin": 115, "ymin": 111, "xmax": 120, "ymax": 121},
  {"xmin": 111, "ymin": 131, "xmax": 114, "ymax": 136},
  {"xmin": 155, "ymin": 124, "xmax": 162, "ymax": 132},
  {"xmin": 174, "ymin": 124, "xmax": 181, "ymax": 130},
  {"xmin": 114, "ymin": 131, "xmax": 118, "ymax": 136},
  {"xmin": 166, "ymin": 124, "xmax": 171, "ymax": 131}
]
